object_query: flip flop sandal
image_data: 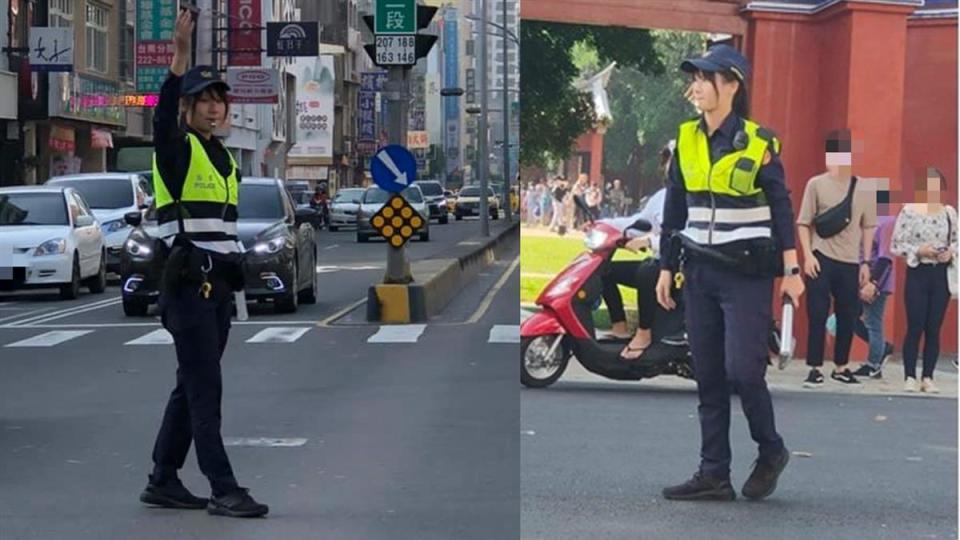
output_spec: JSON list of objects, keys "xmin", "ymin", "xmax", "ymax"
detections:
[{"xmin": 619, "ymin": 345, "xmax": 647, "ymax": 361}]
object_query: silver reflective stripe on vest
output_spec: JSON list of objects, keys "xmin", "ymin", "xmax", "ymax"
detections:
[
  {"xmin": 182, "ymin": 218, "xmax": 238, "ymax": 236},
  {"xmin": 190, "ymin": 240, "xmax": 245, "ymax": 254},
  {"xmin": 681, "ymin": 226, "xmax": 772, "ymax": 245},
  {"xmin": 157, "ymin": 220, "xmax": 180, "ymax": 238},
  {"xmin": 688, "ymin": 206, "xmax": 772, "ymax": 224}
]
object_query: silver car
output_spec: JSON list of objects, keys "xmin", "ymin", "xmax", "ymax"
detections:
[
  {"xmin": 328, "ymin": 187, "xmax": 365, "ymax": 231},
  {"xmin": 356, "ymin": 185, "xmax": 430, "ymax": 243}
]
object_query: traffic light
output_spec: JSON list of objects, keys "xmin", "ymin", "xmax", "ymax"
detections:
[{"xmin": 362, "ymin": 5, "xmax": 438, "ymax": 69}]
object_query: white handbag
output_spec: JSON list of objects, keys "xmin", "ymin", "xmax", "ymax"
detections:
[{"xmin": 948, "ymin": 207, "xmax": 958, "ymax": 298}]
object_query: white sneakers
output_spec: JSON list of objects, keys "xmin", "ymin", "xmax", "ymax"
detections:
[{"xmin": 904, "ymin": 377, "xmax": 941, "ymax": 394}]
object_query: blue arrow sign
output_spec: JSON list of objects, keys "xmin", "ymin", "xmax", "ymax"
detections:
[{"xmin": 371, "ymin": 144, "xmax": 418, "ymax": 193}]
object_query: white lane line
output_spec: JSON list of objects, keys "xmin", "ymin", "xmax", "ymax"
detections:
[
  {"xmin": 488, "ymin": 324, "xmax": 519, "ymax": 343},
  {"xmin": 367, "ymin": 324, "xmax": 427, "ymax": 343},
  {"xmin": 246, "ymin": 327, "xmax": 311, "ymax": 343},
  {"xmin": 4, "ymin": 330, "xmax": 94, "ymax": 348},
  {"xmin": 0, "ymin": 307, "xmax": 58, "ymax": 325},
  {"xmin": 125, "ymin": 329, "xmax": 174, "ymax": 345},
  {"xmin": 467, "ymin": 255, "xmax": 521, "ymax": 324},
  {"xmin": 323, "ymin": 244, "xmax": 340, "ymax": 250},
  {"xmin": 8, "ymin": 297, "xmax": 122, "ymax": 327},
  {"xmin": 223, "ymin": 437, "xmax": 308, "ymax": 447},
  {"xmin": 316, "ymin": 265, "xmax": 383, "ymax": 273}
]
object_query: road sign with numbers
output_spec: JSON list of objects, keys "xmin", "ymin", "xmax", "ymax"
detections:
[{"xmin": 374, "ymin": 35, "xmax": 415, "ymax": 66}]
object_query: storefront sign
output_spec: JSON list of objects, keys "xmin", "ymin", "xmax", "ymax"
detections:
[
  {"xmin": 266, "ymin": 22, "xmax": 319, "ymax": 57},
  {"xmin": 29, "ymin": 27, "xmax": 74, "ymax": 72},
  {"xmin": 136, "ymin": 0, "xmax": 177, "ymax": 93},
  {"xmin": 226, "ymin": 68, "xmax": 279, "ymax": 104},
  {"xmin": 49, "ymin": 74, "xmax": 125, "ymax": 126},
  {"xmin": 49, "ymin": 125, "xmax": 75, "ymax": 153},
  {"xmin": 228, "ymin": 0, "xmax": 262, "ymax": 66},
  {"xmin": 289, "ymin": 56, "xmax": 335, "ymax": 159}
]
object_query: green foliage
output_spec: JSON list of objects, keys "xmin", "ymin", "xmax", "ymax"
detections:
[{"xmin": 519, "ymin": 22, "xmax": 663, "ymax": 168}]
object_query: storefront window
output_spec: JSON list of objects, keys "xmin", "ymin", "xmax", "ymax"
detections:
[
  {"xmin": 49, "ymin": 0, "xmax": 74, "ymax": 27},
  {"xmin": 86, "ymin": 3, "xmax": 109, "ymax": 73}
]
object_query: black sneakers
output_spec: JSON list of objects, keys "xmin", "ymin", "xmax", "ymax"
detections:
[
  {"xmin": 742, "ymin": 447, "xmax": 791, "ymax": 500},
  {"xmin": 140, "ymin": 476, "xmax": 209, "ymax": 510},
  {"xmin": 830, "ymin": 368, "xmax": 860, "ymax": 384},
  {"xmin": 802, "ymin": 368, "xmax": 824, "ymax": 388},
  {"xmin": 852, "ymin": 364, "xmax": 879, "ymax": 378},
  {"xmin": 207, "ymin": 487, "xmax": 269, "ymax": 518},
  {"xmin": 662, "ymin": 471, "xmax": 736, "ymax": 501}
]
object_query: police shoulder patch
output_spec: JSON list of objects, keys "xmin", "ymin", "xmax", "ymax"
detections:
[{"xmin": 756, "ymin": 127, "xmax": 781, "ymax": 156}]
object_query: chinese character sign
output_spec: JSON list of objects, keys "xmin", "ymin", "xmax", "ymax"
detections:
[
  {"xmin": 375, "ymin": 0, "xmax": 415, "ymax": 34},
  {"xmin": 358, "ymin": 88, "xmax": 377, "ymax": 156},
  {"xmin": 136, "ymin": 0, "xmax": 177, "ymax": 93},
  {"xmin": 289, "ymin": 56, "xmax": 335, "ymax": 159}
]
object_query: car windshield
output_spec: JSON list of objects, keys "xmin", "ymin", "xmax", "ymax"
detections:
[
  {"xmin": 334, "ymin": 189, "xmax": 363, "ymax": 203},
  {"xmin": 363, "ymin": 188, "xmax": 390, "ymax": 204},
  {"xmin": 459, "ymin": 186, "xmax": 493, "ymax": 197},
  {"xmin": 417, "ymin": 182, "xmax": 443, "ymax": 196},
  {"xmin": 238, "ymin": 184, "xmax": 284, "ymax": 220},
  {"xmin": 0, "ymin": 192, "xmax": 68, "ymax": 226},
  {"xmin": 48, "ymin": 178, "xmax": 133, "ymax": 209},
  {"xmin": 288, "ymin": 190, "xmax": 313, "ymax": 206},
  {"xmin": 402, "ymin": 187, "xmax": 423, "ymax": 203}
]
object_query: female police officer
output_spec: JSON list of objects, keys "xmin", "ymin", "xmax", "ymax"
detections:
[
  {"xmin": 139, "ymin": 9, "xmax": 268, "ymax": 518},
  {"xmin": 655, "ymin": 44, "xmax": 805, "ymax": 501}
]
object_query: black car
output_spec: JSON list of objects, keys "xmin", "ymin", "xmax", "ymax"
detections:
[
  {"xmin": 119, "ymin": 177, "xmax": 318, "ymax": 316},
  {"xmin": 416, "ymin": 180, "xmax": 449, "ymax": 224}
]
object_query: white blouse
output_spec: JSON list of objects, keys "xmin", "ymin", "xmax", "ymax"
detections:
[{"xmin": 891, "ymin": 205, "xmax": 958, "ymax": 268}]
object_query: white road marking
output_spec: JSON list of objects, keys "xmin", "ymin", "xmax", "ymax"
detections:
[
  {"xmin": 4, "ymin": 330, "xmax": 94, "ymax": 347},
  {"xmin": 367, "ymin": 324, "xmax": 427, "ymax": 343},
  {"xmin": 316, "ymin": 265, "xmax": 383, "ymax": 273},
  {"xmin": 125, "ymin": 329, "xmax": 173, "ymax": 345},
  {"xmin": 246, "ymin": 327, "xmax": 311, "ymax": 343},
  {"xmin": 467, "ymin": 256, "xmax": 520, "ymax": 324},
  {"xmin": 323, "ymin": 244, "xmax": 340, "ymax": 250},
  {"xmin": 223, "ymin": 437, "xmax": 308, "ymax": 447},
  {"xmin": 7, "ymin": 297, "xmax": 122, "ymax": 327},
  {"xmin": 488, "ymin": 324, "xmax": 519, "ymax": 343},
  {"xmin": 458, "ymin": 241, "xmax": 483, "ymax": 246}
]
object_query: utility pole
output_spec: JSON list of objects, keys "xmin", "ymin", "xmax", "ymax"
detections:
[
  {"xmin": 478, "ymin": 0, "xmax": 490, "ymax": 237},
  {"xmin": 501, "ymin": 0, "xmax": 512, "ymax": 222},
  {"xmin": 384, "ymin": 66, "xmax": 413, "ymax": 283}
]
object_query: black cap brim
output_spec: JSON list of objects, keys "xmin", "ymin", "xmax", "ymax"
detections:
[
  {"xmin": 680, "ymin": 58, "xmax": 725, "ymax": 74},
  {"xmin": 183, "ymin": 80, "xmax": 231, "ymax": 96}
]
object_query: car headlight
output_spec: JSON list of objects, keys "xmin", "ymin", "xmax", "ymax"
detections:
[
  {"xmin": 102, "ymin": 219, "xmax": 129, "ymax": 234},
  {"xmin": 253, "ymin": 236, "xmax": 285, "ymax": 255},
  {"xmin": 583, "ymin": 230, "xmax": 609, "ymax": 250},
  {"xmin": 34, "ymin": 238, "xmax": 66, "ymax": 256},
  {"xmin": 124, "ymin": 237, "xmax": 152, "ymax": 257}
]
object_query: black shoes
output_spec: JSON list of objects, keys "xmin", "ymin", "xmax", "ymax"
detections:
[
  {"xmin": 662, "ymin": 472, "xmax": 736, "ymax": 501},
  {"xmin": 803, "ymin": 368, "xmax": 824, "ymax": 388},
  {"xmin": 830, "ymin": 368, "xmax": 860, "ymax": 384},
  {"xmin": 207, "ymin": 487, "xmax": 269, "ymax": 518},
  {"xmin": 742, "ymin": 447, "xmax": 791, "ymax": 500},
  {"xmin": 852, "ymin": 364, "xmax": 879, "ymax": 378},
  {"xmin": 140, "ymin": 476, "xmax": 209, "ymax": 510}
]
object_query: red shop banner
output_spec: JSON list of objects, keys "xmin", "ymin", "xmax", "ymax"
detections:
[{"xmin": 228, "ymin": 0, "xmax": 262, "ymax": 67}]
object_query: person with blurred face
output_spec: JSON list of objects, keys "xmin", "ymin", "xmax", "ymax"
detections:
[
  {"xmin": 796, "ymin": 130, "xmax": 877, "ymax": 388},
  {"xmin": 891, "ymin": 167, "xmax": 957, "ymax": 393}
]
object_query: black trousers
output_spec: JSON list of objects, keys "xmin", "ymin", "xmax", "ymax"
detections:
[
  {"xmin": 601, "ymin": 258, "xmax": 660, "ymax": 330},
  {"xmin": 903, "ymin": 263, "xmax": 951, "ymax": 380},
  {"xmin": 805, "ymin": 251, "xmax": 860, "ymax": 368},
  {"xmin": 151, "ymin": 277, "xmax": 239, "ymax": 496},
  {"xmin": 683, "ymin": 261, "xmax": 784, "ymax": 479}
]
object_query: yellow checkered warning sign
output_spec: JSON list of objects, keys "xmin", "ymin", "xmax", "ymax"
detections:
[{"xmin": 370, "ymin": 194, "xmax": 424, "ymax": 248}]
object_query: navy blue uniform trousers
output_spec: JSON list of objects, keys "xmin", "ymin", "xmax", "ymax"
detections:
[
  {"xmin": 151, "ymin": 276, "xmax": 239, "ymax": 496},
  {"xmin": 683, "ymin": 261, "xmax": 785, "ymax": 479}
]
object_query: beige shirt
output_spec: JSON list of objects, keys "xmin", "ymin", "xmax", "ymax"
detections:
[{"xmin": 797, "ymin": 172, "xmax": 878, "ymax": 264}]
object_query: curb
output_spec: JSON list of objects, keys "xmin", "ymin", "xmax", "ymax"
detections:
[{"xmin": 368, "ymin": 220, "xmax": 519, "ymax": 323}]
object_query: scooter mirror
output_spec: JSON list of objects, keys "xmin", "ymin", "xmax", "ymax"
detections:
[{"xmin": 628, "ymin": 218, "xmax": 652, "ymax": 232}]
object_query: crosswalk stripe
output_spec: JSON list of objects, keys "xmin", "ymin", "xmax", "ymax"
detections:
[
  {"xmin": 246, "ymin": 327, "xmax": 311, "ymax": 343},
  {"xmin": 367, "ymin": 324, "xmax": 427, "ymax": 343},
  {"xmin": 488, "ymin": 325, "xmax": 519, "ymax": 343},
  {"xmin": 125, "ymin": 329, "xmax": 173, "ymax": 345},
  {"xmin": 4, "ymin": 330, "xmax": 94, "ymax": 348}
]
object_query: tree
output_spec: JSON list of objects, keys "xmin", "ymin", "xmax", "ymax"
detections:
[{"xmin": 519, "ymin": 22, "xmax": 663, "ymax": 168}]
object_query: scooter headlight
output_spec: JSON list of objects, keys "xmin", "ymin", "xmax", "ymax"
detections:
[{"xmin": 583, "ymin": 230, "xmax": 609, "ymax": 250}]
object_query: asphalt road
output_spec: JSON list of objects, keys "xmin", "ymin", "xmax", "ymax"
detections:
[
  {"xmin": 521, "ymin": 379, "xmax": 958, "ymax": 540},
  {"xmin": 0, "ymin": 220, "xmax": 520, "ymax": 540}
]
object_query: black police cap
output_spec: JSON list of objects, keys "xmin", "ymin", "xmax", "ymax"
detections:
[
  {"xmin": 680, "ymin": 44, "xmax": 751, "ymax": 84},
  {"xmin": 180, "ymin": 65, "xmax": 231, "ymax": 96}
]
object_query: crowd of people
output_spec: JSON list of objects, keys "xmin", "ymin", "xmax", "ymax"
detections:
[{"xmin": 519, "ymin": 173, "xmax": 631, "ymax": 234}]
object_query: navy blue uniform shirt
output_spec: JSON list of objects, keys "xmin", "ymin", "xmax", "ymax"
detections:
[{"xmin": 659, "ymin": 112, "xmax": 797, "ymax": 269}]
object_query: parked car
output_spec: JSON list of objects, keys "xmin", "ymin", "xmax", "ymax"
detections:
[
  {"xmin": 416, "ymin": 180, "xmax": 449, "ymax": 224},
  {"xmin": 46, "ymin": 173, "xmax": 151, "ymax": 274},
  {"xmin": 356, "ymin": 185, "xmax": 430, "ymax": 243},
  {"xmin": 454, "ymin": 185, "xmax": 499, "ymax": 220},
  {"xmin": 119, "ymin": 177, "xmax": 318, "ymax": 316},
  {"xmin": 328, "ymin": 187, "xmax": 365, "ymax": 231},
  {"xmin": 0, "ymin": 186, "xmax": 107, "ymax": 299}
]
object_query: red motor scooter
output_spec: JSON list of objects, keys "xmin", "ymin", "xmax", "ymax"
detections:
[{"xmin": 520, "ymin": 207, "xmax": 694, "ymax": 388}]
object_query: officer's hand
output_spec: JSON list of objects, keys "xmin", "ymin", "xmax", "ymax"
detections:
[
  {"xmin": 803, "ymin": 255, "xmax": 820, "ymax": 279},
  {"xmin": 656, "ymin": 270, "xmax": 676, "ymax": 311},
  {"xmin": 780, "ymin": 274, "xmax": 805, "ymax": 309},
  {"xmin": 174, "ymin": 9, "xmax": 194, "ymax": 54}
]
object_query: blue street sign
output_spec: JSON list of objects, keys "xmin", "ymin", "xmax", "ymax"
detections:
[{"xmin": 371, "ymin": 144, "xmax": 418, "ymax": 192}]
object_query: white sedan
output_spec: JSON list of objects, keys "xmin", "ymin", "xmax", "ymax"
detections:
[
  {"xmin": 328, "ymin": 187, "xmax": 366, "ymax": 231},
  {"xmin": 0, "ymin": 186, "xmax": 107, "ymax": 299}
]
